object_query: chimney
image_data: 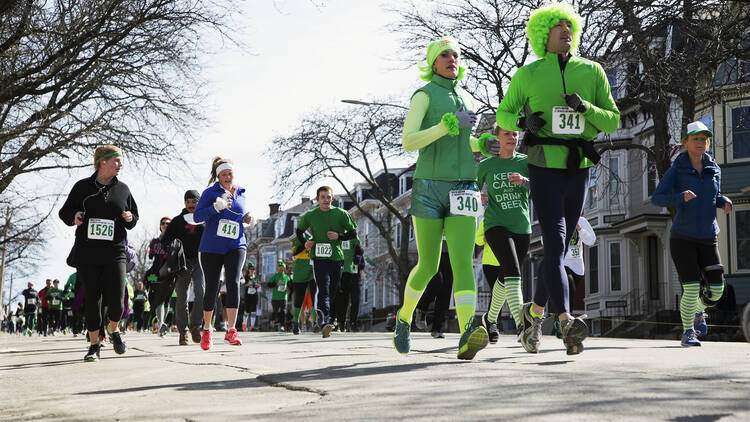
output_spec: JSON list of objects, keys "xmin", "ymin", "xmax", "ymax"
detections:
[
  {"xmin": 269, "ymin": 203, "xmax": 280, "ymax": 216},
  {"xmin": 301, "ymin": 196, "xmax": 310, "ymax": 204}
]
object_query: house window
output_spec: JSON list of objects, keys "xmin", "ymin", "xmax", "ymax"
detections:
[
  {"xmin": 698, "ymin": 113, "xmax": 714, "ymax": 156},
  {"xmin": 608, "ymin": 157, "xmax": 620, "ymax": 207},
  {"xmin": 399, "ymin": 174, "xmax": 413, "ymax": 196},
  {"xmin": 587, "ymin": 166, "xmax": 598, "ymax": 209},
  {"xmin": 609, "ymin": 242, "xmax": 622, "ymax": 291},
  {"xmin": 606, "ymin": 68, "xmax": 622, "ymax": 100},
  {"xmin": 588, "ymin": 245, "xmax": 598, "ymax": 294},
  {"xmin": 731, "ymin": 106, "xmax": 750, "ymax": 160},
  {"xmin": 735, "ymin": 208, "xmax": 750, "ymax": 272},
  {"xmin": 644, "ymin": 154, "xmax": 658, "ymax": 199}
]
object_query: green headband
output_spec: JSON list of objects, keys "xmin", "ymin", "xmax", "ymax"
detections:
[
  {"xmin": 418, "ymin": 36, "xmax": 467, "ymax": 82},
  {"xmin": 103, "ymin": 151, "xmax": 122, "ymax": 159},
  {"xmin": 526, "ymin": 2, "xmax": 583, "ymax": 58}
]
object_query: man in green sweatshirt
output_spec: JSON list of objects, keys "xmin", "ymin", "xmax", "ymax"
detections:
[{"xmin": 495, "ymin": 2, "xmax": 619, "ymax": 355}]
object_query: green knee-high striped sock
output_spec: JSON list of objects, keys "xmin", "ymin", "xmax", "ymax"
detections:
[
  {"xmin": 487, "ymin": 282, "xmax": 506, "ymax": 323},
  {"xmin": 398, "ymin": 284, "xmax": 423, "ymax": 324},
  {"xmin": 504, "ymin": 277, "xmax": 523, "ymax": 329},
  {"xmin": 680, "ymin": 281, "xmax": 701, "ymax": 331},
  {"xmin": 709, "ymin": 282, "xmax": 725, "ymax": 302},
  {"xmin": 454, "ymin": 290, "xmax": 477, "ymax": 334}
]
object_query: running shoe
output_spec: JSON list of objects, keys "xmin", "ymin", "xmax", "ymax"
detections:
[
  {"xmin": 189, "ymin": 324, "xmax": 201, "ymax": 343},
  {"xmin": 179, "ymin": 332, "xmax": 189, "ymax": 345},
  {"xmin": 293, "ymin": 322, "xmax": 300, "ymax": 335},
  {"xmin": 84, "ymin": 343, "xmax": 101, "ymax": 362},
  {"xmin": 681, "ymin": 329, "xmax": 701, "ymax": 347},
  {"xmin": 321, "ymin": 323, "xmax": 334, "ymax": 338},
  {"xmin": 431, "ymin": 331, "xmax": 445, "ymax": 339},
  {"xmin": 560, "ymin": 317, "xmax": 588, "ymax": 355},
  {"xmin": 225, "ymin": 328, "xmax": 242, "ymax": 345},
  {"xmin": 694, "ymin": 312, "xmax": 708, "ymax": 337},
  {"xmin": 518, "ymin": 303, "xmax": 543, "ymax": 353},
  {"xmin": 457, "ymin": 316, "xmax": 489, "ymax": 360},
  {"xmin": 158, "ymin": 323, "xmax": 168, "ymax": 337},
  {"xmin": 200, "ymin": 329, "xmax": 212, "ymax": 350},
  {"xmin": 553, "ymin": 320, "xmax": 563, "ymax": 339},
  {"xmin": 110, "ymin": 332, "xmax": 127, "ymax": 355},
  {"xmin": 393, "ymin": 317, "xmax": 411, "ymax": 354},
  {"xmin": 482, "ymin": 312, "xmax": 499, "ymax": 344}
]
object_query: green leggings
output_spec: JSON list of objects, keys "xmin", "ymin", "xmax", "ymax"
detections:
[{"xmin": 398, "ymin": 215, "xmax": 477, "ymax": 332}]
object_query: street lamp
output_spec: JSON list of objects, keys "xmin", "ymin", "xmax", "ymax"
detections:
[{"xmin": 341, "ymin": 99, "xmax": 409, "ymax": 110}]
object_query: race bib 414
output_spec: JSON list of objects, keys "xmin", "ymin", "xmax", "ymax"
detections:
[{"xmin": 217, "ymin": 219, "xmax": 240, "ymax": 240}]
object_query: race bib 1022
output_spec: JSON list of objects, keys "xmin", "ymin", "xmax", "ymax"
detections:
[
  {"xmin": 552, "ymin": 106, "xmax": 584, "ymax": 135},
  {"xmin": 315, "ymin": 243, "xmax": 332, "ymax": 258}
]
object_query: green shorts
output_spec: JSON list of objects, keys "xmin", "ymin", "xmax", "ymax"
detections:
[{"xmin": 410, "ymin": 179, "xmax": 479, "ymax": 219}]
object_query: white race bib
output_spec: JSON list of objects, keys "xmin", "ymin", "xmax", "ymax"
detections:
[
  {"xmin": 315, "ymin": 243, "xmax": 332, "ymax": 258},
  {"xmin": 342, "ymin": 240, "xmax": 351, "ymax": 250},
  {"xmin": 277, "ymin": 283, "xmax": 287, "ymax": 292},
  {"xmin": 247, "ymin": 286, "xmax": 257, "ymax": 295},
  {"xmin": 449, "ymin": 190, "xmax": 483, "ymax": 217},
  {"xmin": 570, "ymin": 244, "xmax": 581, "ymax": 258},
  {"xmin": 26, "ymin": 298, "xmax": 35, "ymax": 306},
  {"xmin": 67, "ymin": 310, "xmax": 73, "ymax": 317},
  {"xmin": 51, "ymin": 299, "xmax": 61, "ymax": 306},
  {"xmin": 217, "ymin": 219, "xmax": 240, "ymax": 239},
  {"xmin": 135, "ymin": 294, "xmax": 145, "ymax": 300},
  {"xmin": 552, "ymin": 106, "xmax": 585, "ymax": 135},
  {"xmin": 88, "ymin": 218, "xmax": 114, "ymax": 241}
]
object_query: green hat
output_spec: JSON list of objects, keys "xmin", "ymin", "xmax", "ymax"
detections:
[
  {"xmin": 276, "ymin": 259, "xmax": 286, "ymax": 268},
  {"xmin": 418, "ymin": 36, "xmax": 467, "ymax": 82},
  {"xmin": 526, "ymin": 2, "xmax": 583, "ymax": 58},
  {"xmin": 246, "ymin": 261, "xmax": 254, "ymax": 269},
  {"xmin": 682, "ymin": 121, "xmax": 713, "ymax": 140}
]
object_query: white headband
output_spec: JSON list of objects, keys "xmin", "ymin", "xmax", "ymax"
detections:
[{"xmin": 216, "ymin": 163, "xmax": 233, "ymax": 174}]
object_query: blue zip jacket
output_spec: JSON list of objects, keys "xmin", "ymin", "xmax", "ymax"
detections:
[
  {"xmin": 194, "ymin": 182, "xmax": 247, "ymax": 254},
  {"xmin": 651, "ymin": 152, "xmax": 731, "ymax": 239}
]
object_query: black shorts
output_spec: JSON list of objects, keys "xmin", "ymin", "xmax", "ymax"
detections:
[{"xmin": 669, "ymin": 236, "xmax": 721, "ymax": 283}]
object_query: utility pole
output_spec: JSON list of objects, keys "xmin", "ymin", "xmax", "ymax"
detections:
[{"xmin": 0, "ymin": 208, "xmax": 12, "ymax": 314}]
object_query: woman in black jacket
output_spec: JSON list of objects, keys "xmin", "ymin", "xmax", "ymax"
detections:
[{"xmin": 59, "ymin": 145, "xmax": 139, "ymax": 362}]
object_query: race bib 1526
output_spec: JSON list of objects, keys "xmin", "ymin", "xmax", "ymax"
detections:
[{"xmin": 88, "ymin": 218, "xmax": 114, "ymax": 241}]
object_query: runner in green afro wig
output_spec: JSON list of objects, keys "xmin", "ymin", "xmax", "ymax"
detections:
[
  {"xmin": 526, "ymin": 2, "xmax": 583, "ymax": 58},
  {"xmin": 418, "ymin": 35, "xmax": 467, "ymax": 81}
]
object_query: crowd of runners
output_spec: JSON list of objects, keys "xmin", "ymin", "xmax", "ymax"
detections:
[{"xmin": 2, "ymin": 2, "xmax": 746, "ymax": 360}]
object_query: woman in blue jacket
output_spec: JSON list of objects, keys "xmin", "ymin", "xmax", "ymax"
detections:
[
  {"xmin": 652, "ymin": 121, "xmax": 732, "ymax": 347},
  {"xmin": 194, "ymin": 157, "xmax": 252, "ymax": 350}
]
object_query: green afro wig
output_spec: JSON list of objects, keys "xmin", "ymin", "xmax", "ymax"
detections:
[{"xmin": 526, "ymin": 2, "xmax": 583, "ymax": 58}]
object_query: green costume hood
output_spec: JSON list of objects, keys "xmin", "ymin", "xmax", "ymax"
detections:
[{"xmin": 526, "ymin": 2, "xmax": 583, "ymax": 58}]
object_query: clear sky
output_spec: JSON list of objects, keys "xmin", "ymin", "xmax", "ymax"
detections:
[{"xmin": 3, "ymin": 0, "xmax": 424, "ymax": 304}]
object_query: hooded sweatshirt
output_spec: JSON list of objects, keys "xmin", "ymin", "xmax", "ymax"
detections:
[{"xmin": 194, "ymin": 182, "xmax": 247, "ymax": 254}]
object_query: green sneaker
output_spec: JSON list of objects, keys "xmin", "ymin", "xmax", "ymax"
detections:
[
  {"xmin": 392, "ymin": 315, "xmax": 411, "ymax": 354},
  {"xmin": 457, "ymin": 317, "xmax": 489, "ymax": 360}
]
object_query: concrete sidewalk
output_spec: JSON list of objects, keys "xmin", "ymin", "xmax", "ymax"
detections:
[{"xmin": 1, "ymin": 331, "xmax": 749, "ymax": 421}]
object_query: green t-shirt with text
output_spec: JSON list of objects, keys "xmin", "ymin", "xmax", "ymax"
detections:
[
  {"xmin": 47, "ymin": 287, "xmax": 64, "ymax": 310},
  {"xmin": 298, "ymin": 206, "xmax": 357, "ymax": 261},
  {"xmin": 268, "ymin": 272, "xmax": 291, "ymax": 301},
  {"xmin": 477, "ymin": 153, "xmax": 531, "ymax": 235}
]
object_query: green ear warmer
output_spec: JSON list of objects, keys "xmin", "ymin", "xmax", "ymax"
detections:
[
  {"xmin": 526, "ymin": 2, "xmax": 583, "ymax": 58},
  {"xmin": 477, "ymin": 133, "xmax": 497, "ymax": 157},
  {"xmin": 418, "ymin": 35, "xmax": 468, "ymax": 81}
]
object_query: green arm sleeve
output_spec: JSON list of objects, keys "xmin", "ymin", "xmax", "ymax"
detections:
[
  {"xmin": 495, "ymin": 68, "xmax": 527, "ymax": 131},
  {"xmin": 402, "ymin": 91, "xmax": 449, "ymax": 152},
  {"xmin": 475, "ymin": 219, "xmax": 485, "ymax": 246},
  {"xmin": 582, "ymin": 63, "xmax": 620, "ymax": 134}
]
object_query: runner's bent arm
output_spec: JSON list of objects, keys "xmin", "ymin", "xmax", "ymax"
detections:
[
  {"xmin": 58, "ymin": 181, "xmax": 85, "ymax": 226},
  {"xmin": 338, "ymin": 229, "xmax": 357, "ymax": 241},
  {"xmin": 580, "ymin": 63, "xmax": 619, "ymax": 134},
  {"xmin": 495, "ymin": 68, "xmax": 528, "ymax": 131},
  {"xmin": 651, "ymin": 166, "xmax": 682, "ymax": 208},
  {"xmin": 577, "ymin": 217, "xmax": 596, "ymax": 246},
  {"xmin": 402, "ymin": 92, "xmax": 481, "ymax": 153}
]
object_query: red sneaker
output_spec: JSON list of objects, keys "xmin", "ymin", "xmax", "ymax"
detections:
[
  {"xmin": 225, "ymin": 328, "xmax": 242, "ymax": 346},
  {"xmin": 200, "ymin": 329, "xmax": 212, "ymax": 350}
]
